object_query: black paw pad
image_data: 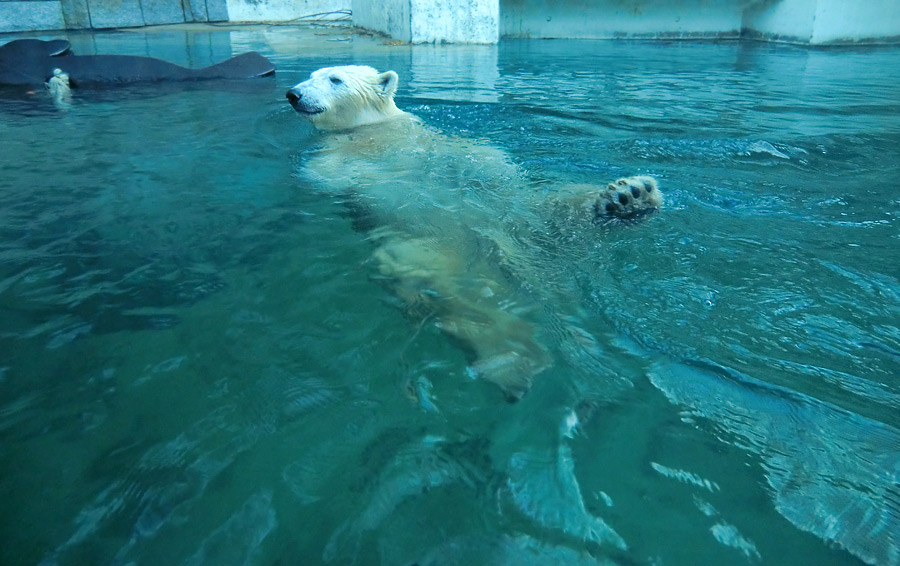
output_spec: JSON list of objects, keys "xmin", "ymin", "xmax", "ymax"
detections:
[{"xmin": 595, "ymin": 176, "xmax": 662, "ymax": 220}]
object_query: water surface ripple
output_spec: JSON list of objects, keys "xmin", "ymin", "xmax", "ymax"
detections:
[{"xmin": 1, "ymin": 27, "xmax": 898, "ymax": 566}]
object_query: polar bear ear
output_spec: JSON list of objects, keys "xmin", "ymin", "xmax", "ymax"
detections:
[{"xmin": 377, "ymin": 70, "xmax": 399, "ymax": 98}]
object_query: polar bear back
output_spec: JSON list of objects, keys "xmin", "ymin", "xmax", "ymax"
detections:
[{"xmin": 301, "ymin": 118, "xmax": 525, "ymax": 237}]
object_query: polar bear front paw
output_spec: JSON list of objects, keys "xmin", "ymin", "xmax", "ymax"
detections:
[{"xmin": 595, "ymin": 176, "xmax": 663, "ymax": 219}]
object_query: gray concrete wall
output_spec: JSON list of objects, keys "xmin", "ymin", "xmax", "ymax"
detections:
[
  {"xmin": 3, "ymin": 0, "xmax": 899, "ymax": 44},
  {"xmin": 15, "ymin": 0, "xmax": 229, "ymax": 30},
  {"xmin": 353, "ymin": 0, "xmax": 411, "ymax": 42},
  {"xmin": 0, "ymin": 0, "xmax": 65, "ymax": 32},
  {"xmin": 352, "ymin": 0, "xmax": 498, "ymax": 44},
  {"xmin": 0, "ymin": 0, "xmax": 343, "ymax": 32},
  {"xmin": 226, "ymin": 0, "xmax": 348, "ymax": 23},
  {"xmin": 500, "ymin": 0, "xmax": 756, "ymax": 40},
  {"xmin": 353, "ymin": 0, "xmax": 900, "ymax": 44},
  {"xmin": 499, "ymin": 0, "xmax": 900, "ymax": 44},
  {"xmin": 809, "ymin": 0, "xmax": 900, "ymax": 44},
  {"xmin": 743, "ymin": 0, "xmax": 900, "ymax": 44},
  {"xmin": 408, "ymin": 0, "xmax": 498, "ymax": 43}
]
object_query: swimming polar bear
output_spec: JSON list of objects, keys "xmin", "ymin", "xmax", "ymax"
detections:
[
  {"xmin": 286, "ymin": 65, "xmax": 662, "ymax": 400},
  {"xmin": 47, "ymin": 68, "xmax": 71, "ymax": 108}
]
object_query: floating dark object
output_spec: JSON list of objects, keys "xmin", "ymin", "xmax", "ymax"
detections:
[{"xmin": 0, "ymin": 38, "xmax": 275, "ymax": 87}]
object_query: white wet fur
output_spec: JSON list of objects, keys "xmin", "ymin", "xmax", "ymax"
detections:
[
  {"xmin": 47, "ymin": 68, "xmax": 72, "ymax": 109},
  {"xmin": 287, "ymin": 65, "xmax": 662, "ymax": 399},
  {"xmin": 288, "ymin": 65, "xmax": 406, "ymax": 131}
]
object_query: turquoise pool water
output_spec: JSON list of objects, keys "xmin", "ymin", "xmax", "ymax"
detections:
[{"xmin": 1, "ymin": 24, "xmax": 899, "ymax": 566}]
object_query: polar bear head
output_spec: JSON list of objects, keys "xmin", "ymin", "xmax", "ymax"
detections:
[{"xmin": 286, "ymin": 65, "xmax": 405, "ymax": 131}]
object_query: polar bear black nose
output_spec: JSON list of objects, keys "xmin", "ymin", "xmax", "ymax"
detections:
[{"xmin": 286, "ymin": 88, "xmax": 301, "ymax": 103}]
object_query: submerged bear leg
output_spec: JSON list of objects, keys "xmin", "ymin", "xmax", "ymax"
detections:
[
  {"xmin": 372, "ymin": 236, "xmax": 549, "ymax": 400},
  {"xmin": 433, "ymin": 304, "xmax": 550, "ymax": 401}
]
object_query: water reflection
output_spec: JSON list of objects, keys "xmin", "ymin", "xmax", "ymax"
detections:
[{"xmin": 409, "ymin": 45, "xmax": 501, "ymax": 103}]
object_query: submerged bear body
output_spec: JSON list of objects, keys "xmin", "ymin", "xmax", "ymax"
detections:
[{"xmin": 286, "ymin": 65, "xmax": 662, "ymax": 399}]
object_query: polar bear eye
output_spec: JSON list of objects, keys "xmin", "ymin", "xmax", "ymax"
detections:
[{"xmin": 329, "ymin": 76, "xmax": 343, "ymax": 85}]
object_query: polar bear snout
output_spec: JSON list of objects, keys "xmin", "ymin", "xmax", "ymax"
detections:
[
  {"xmin": 285, "ymin": 85, "xmax": 325, "ymax": 115},
  {"xmin": 285, "ymin": 87, "xmax": 301, "ymax": 103}
]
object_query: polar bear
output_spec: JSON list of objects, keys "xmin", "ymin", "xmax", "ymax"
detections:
[
  {"xmin": 46, "ymin": 68, "xmax": 72, "ymax": 108},
  {"xmin": 286, "ymin": 65, "xmax": 662, "ymax": 400}
]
